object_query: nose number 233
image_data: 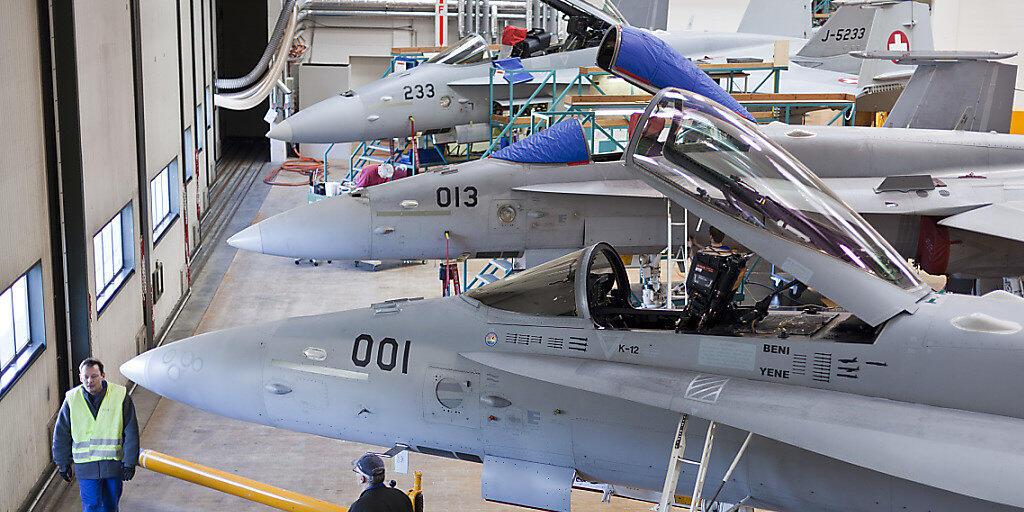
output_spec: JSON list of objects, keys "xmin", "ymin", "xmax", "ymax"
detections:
[{"xmin": 403, "ymin": 84, "xmax": 435, "ymax": 100}]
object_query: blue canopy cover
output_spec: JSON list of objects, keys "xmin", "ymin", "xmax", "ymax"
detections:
[
  {"xmin": 490, "ymin": 118, "xmax": 590, "ymax": 164},
  {"xmin": 610, "ymin": 26, "xmax": 755, "ymax": 121}
]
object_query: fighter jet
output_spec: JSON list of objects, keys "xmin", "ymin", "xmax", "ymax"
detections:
[
  {"xmin": 232, "ymin": 118, "xmax": 1024, "ymax": 277},
  {"xmin": 267, "ymin": 0, "xmax": 931, "ymax": 144},
  {"xmin": 233, "ymin": 23, "xmax": 1024, "ymax": 277},
  {"xmin": 124, "ymin": 90, "xmax": 1024, "ymax": 512}
]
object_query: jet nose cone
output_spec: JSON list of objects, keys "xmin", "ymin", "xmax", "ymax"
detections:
[
  {"xmin": 120, "ymin": 351, "xmax": 151, "ymax": 388},
  {"xmin": 266, "ymin": 120, "xmax": 293, "ymax": 141},
  {"xmin": 227, "ymin": 223, "xmax": 263, "ymax": 253},
  {"xmin": 125, "ymin": 324, "xmax": 272, "ymax": 424},
  {"xmin": 243, "ymin": 195, "xmax": 372, "ymax": 260},
  {"xmin": 278, "ymin": 95, "xmax": 367, "ymax": 143}
]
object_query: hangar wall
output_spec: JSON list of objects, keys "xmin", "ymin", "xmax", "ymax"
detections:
[
  {"xmin": 0, "ymin": 0, "xmax": 218, "ymax": 510},
  {"xmin": 0, "ymin": 3, "xmax": 61, "ymax": 510},
  {"xmin": 76, "ymin": 0, "xmax": 145, "ymax": 384},
  {"xmin": 931, "ymin": 0, "xmax": 1024, "ymax": 123}
]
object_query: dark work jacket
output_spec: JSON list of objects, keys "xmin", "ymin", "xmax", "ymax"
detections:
[
  {"xmin": 51, "ymin": 382, "xmax": 140, "ymax": 480},
  {"xmin": 349, "ymin": 484, "xmax": 414, "ymax": 512}
]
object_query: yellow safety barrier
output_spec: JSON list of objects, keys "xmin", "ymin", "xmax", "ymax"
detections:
[{"xmin": 139, "ymin": 449, "xmax": 347, "ymax": 512}]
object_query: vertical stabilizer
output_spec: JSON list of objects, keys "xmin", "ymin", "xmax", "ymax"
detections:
[
  {"xmin": 793, "ymin": 4, "xmax": 876, "ymax": 74},
  {"xmin": 858, "ymin": 1, "xmax": 933, "ymax": 88},
  {"xmin": 737, "ymin": 0, "xmax": 812, "ymax": 39}
]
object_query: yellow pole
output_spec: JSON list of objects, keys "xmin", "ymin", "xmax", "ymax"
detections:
[
  {"xmin": 409, "ymin": 471, "xmax": 422, "ymax": 495},
  {"xmin": 407, "ymin": 471, "xmax": 423, "ymax": 512},
  {"xmin": 138, "ymin": 449, "xmax": 347, "ymax": 512}
]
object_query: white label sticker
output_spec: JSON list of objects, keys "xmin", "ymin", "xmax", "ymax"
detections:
[
  {"xmin": 698, "ymin": 339, "xmax": 757, "ymax": 371},
  {"xmin": 393, "ymin": 450, "xmax": 409, "ymax": 474}
]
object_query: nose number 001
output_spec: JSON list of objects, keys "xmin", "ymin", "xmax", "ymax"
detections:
[{"xmin": 352, "ymin": 334, "xmax": 411, "ymax": 374}]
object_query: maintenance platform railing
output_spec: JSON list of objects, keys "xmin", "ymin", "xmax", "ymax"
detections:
[
  {"xmin": 482, "ymin": 56, "xmax": 796, "ymax": 157},
  {"xmin": 813, "ymin": 0, "xmax": 837, "ymax": 26}
]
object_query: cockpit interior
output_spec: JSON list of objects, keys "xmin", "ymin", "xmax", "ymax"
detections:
[{"xmin": 466, "ymin": 242, "xmax": 879, "ymax": 343}]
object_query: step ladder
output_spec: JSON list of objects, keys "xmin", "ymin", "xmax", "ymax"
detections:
[
  {"xmin": 464, "ymin": 258, "xmax": 515, "ymax": 291},
  {"xmin": 666, "ymin": 199, "xmax": 690, "ymax": 309},
  {"xmin": 441, "ymin": 261, "xmax": 461, "ymax": 297},
  {"xmin": 347, "ymin": 138, "xmax": 417, "ymax": 182},
  {"xmin": 658, "ymin": 414, "xmax": 755, "ymax": 512}
]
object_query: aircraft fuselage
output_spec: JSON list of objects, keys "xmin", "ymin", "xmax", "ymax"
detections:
[{"xmin": 128, "ymin": 288, "xmax": 1024, "ymax": 511}]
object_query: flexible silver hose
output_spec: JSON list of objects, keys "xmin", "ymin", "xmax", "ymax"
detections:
[
  {"xmin": 215, "ymin": 0, "xmax": 299, "ymax": 90},
  {"xmin": 215, "ymin": 0, "xmax": 528, "ymax": 92}
]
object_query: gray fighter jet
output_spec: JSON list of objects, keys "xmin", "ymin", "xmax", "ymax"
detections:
[
  {"xmin": 234, "ymin": 22, "xmax": 1024, "ymax": 277},
  {"xmin": 124, "ymin": 89, "xmax": 1024, "ymax": 512},
  {"xmin": 268, "ymin": 0, "xmax": 931, "ymax": 143},
  {"xmin": 231, "ymin": 118, "xmax": 1024, "ymax": 277}
]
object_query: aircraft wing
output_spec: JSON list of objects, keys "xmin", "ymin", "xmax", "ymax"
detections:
[
  {"xmin": 462, "ymin": 351, "xmax": 1024, "ymax": 509},
  {"xmin": 938, "ymin": 201, "xmax": 1024, "ymax": 243},
  {"xmin": 513, "ymin": 179, "xmax": 662, "ymax": 198}
]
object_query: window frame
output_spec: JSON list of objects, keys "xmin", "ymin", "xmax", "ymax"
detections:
[
  {"xmin": 195, "ymin": 103, "xmax": 205, "ymax": 152},
  {"xmin": 0, "ymin": 262, "xmax": 47, "ymax": 402},
  {"xmin": 183, "ymin": 126, "xmax": 195, "ymax": 183},
  {"xmin": 151, "ymin": 158, "xmax": 181, "ymax": 244},
  {"xmin": 94, "ymin": 203, "xmax": 136, "ymax": 314},
  {"xmin": 205, "ymin": 85, "xmax": 213, "ymax": 129}
]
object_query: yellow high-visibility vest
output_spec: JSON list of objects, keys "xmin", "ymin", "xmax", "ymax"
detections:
[{"xmin": 68, "ymin": 382, "xmax": 126, "ymax": 464}]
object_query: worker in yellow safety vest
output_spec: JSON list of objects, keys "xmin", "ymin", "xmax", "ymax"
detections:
[{"xmin": 52, "ymin": 358, "xmax": 140, "ymax": 512}]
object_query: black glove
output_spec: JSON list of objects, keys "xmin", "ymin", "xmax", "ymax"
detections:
[
  {"xmin": 58, "ymin": 465, "xmax": 73, "ymax": 483},
  {"xmin": 121, "ymin": 465, "xmax": 135, "ymax": 482}
]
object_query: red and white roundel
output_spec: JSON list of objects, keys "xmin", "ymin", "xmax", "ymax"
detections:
[
  {"xmin": 887, "ymin": 30, "xmax": 909, "ymax": 63},
  {"xmin": 838, "ymin": 77, "xmax": 858, "ymax": 85}
]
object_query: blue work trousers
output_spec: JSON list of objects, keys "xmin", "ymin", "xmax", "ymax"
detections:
[{"xmin": 78, "ymin": 477, "xmax": 123, "ymax": 512}]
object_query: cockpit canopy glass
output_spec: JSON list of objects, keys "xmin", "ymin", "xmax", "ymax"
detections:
[
  {"xmin": 629, "ymin": 89, "xmax": 923, "ymax": 290},
  {"xmin": 465, "ymin": 243, "xmax": 632, "ymax": 317},
  {"xmin": 575, "ymin": 0, "xmax": 627, "ymax": 24},
  {"xmin": 465, "ymin": 249, "xmax": 581, "ymax": 316},
  {"xmin": 548, "ymin": 0, "xmax": 627, "ymax": 25},
  {"xmin": 426, "ymin": 34, "xmax": 493, "ymax": 65}
]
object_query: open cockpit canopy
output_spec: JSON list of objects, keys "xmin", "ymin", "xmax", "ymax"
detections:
[
  {"xmin": 626, "ymin": 88, "xmax": 929, "ymax": 325},
  {"xmin": 543, "ymin": 0, "xmax": 627, "ymax": 27},
  {"xmin": 427, "ymin": 34, "xmax": 493, "ymax": 65},
  {"xmin": 465, "ymin": 243, "xmax": 630, "ymax": 319}
]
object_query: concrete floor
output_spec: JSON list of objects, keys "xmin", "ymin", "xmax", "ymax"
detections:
[{"xmin": 46, "ymin": 163, "xmax": 658, "ymax": 512}]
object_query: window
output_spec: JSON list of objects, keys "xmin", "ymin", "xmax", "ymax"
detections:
[
  {"xmin": 94, "ymin": 204, "xmax": 135, "ymax": 311},
  {"xmin": 195, "ymin": 104, "xmax": 205, "ymax": 151},
  {"xmin": 150, "ymin": 159, "xmax": 180, "ymax": 242},
  {"xmin": 184, "ymin": 127, "xmax": 195, "ymax": 182},
  {"xmin": 1, "ymin": 264, "xmax": 46, "ymax": 400}
]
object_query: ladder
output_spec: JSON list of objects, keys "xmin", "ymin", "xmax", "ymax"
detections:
[
  {"xmin": 666, "ymin": 199, "xmax": 690, "ymax": 309},
  {"xmin": 441, "ymin": 261, "xmax": 461, "ymax": 297},
  {"xmin": 347, "ymin": 138, "xmax": 417, "ymax": 182},
  {"xmin": 464, "ymin": 258, "xmax": 515, "ymax": 291},
  {"xmin": 658, "ymin": 413, "xmax": 755, "ymax": 512}
]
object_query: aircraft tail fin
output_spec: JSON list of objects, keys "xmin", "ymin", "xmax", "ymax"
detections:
[
  {"xmin": 737, "ymin": 0, "xmax": 812, "ymax": 39},
  {"xmin": 794, "ymin": 4, "xmax": 876, "ymax": 74},
  {"xmin": 872, "ymin": 52, "xmax": 1019, "ymax": 132},
  {"xmin": 858, "ymin": 1, "xmax": 934, "ymax": 88},
  {"xmin": 794, "ymin": 1, "xmax": 932, "ymax": 77}
]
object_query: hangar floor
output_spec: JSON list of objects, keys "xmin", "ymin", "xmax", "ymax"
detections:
[{"xmin": 41, "ymin": 159, "xmax": 655, "ymax": 512}]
